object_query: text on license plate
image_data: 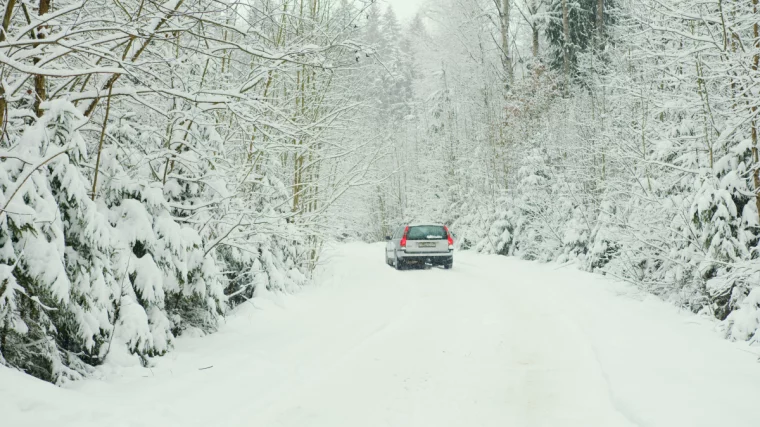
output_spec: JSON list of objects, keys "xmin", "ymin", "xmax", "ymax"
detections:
[{"xmin": 418, "ymin": 242, "xmax": 436, "ymax": 248}]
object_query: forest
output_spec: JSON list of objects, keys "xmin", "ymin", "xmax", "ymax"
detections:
[{"xmin": 1, "ymin": 0, "xmax": 759, "ymax": 384}]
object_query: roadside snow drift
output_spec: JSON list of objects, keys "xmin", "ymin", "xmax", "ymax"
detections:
[{"xmin": 2, "ymin": 242, "xmax": 760, "ymax": 427}]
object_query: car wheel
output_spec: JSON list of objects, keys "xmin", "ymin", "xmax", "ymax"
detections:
[
  {"xmin": 394, "ymin": 253, "xmax": 404, "ymax": 270},
  {"xmin": 444, "ymin": 261, "xmax": 452, "ymax": 270}
]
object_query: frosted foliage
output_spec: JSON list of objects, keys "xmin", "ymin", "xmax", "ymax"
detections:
[
  {"xmin": 3, "ymin": 0, "xmax": 759, "ymax": 387},
  {"xmin": 0, "ymin": 0, "xmax": 368, "ymax": 383},
  {"xmin": 342, "ymin": 0, "xmax": 760, "ymax": 347},
  {"xmin": 133, "ymin": 255, "xmax": 164, "ymax": 304},
  {"xmin": 725, "ymin": 287, "xmax": 760, "ymax": 342}
]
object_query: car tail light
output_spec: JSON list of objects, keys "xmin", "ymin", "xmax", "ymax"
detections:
[
  {"xmin": 444, "ymin": 225, "xmax": 454, "ymax": 249},
  {"xmin": 400, "ymin": 226, "xmax": 409, "ymax": 248}
]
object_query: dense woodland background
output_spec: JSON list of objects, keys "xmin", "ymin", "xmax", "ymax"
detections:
[{"xmin": 1, "ymin": 0, "xmax": 759, "ymax": 384}]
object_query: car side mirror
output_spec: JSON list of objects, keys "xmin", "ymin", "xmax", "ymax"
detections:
[{"xmin": 385, "ymin": 236, "xmax": 391, "ymax": 241}]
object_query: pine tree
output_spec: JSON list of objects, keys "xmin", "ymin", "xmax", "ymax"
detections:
[
  {"xmin": 0, "ymin": 101, "xmax": 115, "ymax": 383},
  {"xmin": 545, "ymin": 0, "xmax": 614, "ymax": 80}
]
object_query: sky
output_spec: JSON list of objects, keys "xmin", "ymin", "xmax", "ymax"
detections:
[{"xmin": 385, "ymin": 0, "xmax": 426, "ymax": 21}]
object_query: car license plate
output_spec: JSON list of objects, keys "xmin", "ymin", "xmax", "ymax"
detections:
[{"xmin": 419, "ymin": 242, "xmax": 435, "ymax": 248}]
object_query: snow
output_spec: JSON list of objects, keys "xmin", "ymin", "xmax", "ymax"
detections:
[{"xmin": 2, "ymin": 242, "xmax": 760, "ymax": 427}]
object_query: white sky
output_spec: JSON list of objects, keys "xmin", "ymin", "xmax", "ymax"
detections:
[{"xmin": 384, "ymin": 0, "xmax": 426, "ymax": 21}]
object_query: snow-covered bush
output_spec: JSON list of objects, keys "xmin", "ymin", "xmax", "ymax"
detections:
[
  {"xmin": 0, "ymin": 0, "xmax": 369, "ymax": 383},
  {"xmin": 0, "ymin": 102, "xmax": 114, "ymax": 382}
]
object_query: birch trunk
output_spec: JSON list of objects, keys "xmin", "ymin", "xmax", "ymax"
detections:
[{"xmin": 499, "ymin": 0, "xmax": 513, "ymax": 85}]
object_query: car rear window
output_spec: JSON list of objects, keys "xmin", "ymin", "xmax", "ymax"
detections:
[{"xmin": 406, "ymin": 225, "xmax": 447, "ymax": 240}]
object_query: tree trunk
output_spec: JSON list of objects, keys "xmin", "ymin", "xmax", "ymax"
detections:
[
  {"xmin": 499, "ymin": 0, "xmax": 512, "ymax": 85},
  {"xmin": 753, "ymin": 0, "xmax": 760, "ymax": 223},
  {"xmin": 33, "ymin": 0, "xmax": 51, "ymax": 118},
  {"xmin": 596, "ymin": 0, "xmax": 604, "ymax": 41},
  {"xmin": 0, "ymin": 83, "xmax": 5, "ymax": 140},
  {"xmin": 562, "ymin": 0, "xmax": 570, "ymax": 87},
  {"xmin": 1, "ymin": 0, "xmax": 16, "ymax": 43},
  {"xmin": 91, "ymin": 84, "xmax": 114, "ymax": 200},
  {"xmin": 0, "ymin": 0, "xmax": 16, "ymax": 136}
]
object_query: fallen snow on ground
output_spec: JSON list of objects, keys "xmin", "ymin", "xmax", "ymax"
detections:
[{"xmin": 2, "ymin": 242, "xmax": 760, "ymax": 427}]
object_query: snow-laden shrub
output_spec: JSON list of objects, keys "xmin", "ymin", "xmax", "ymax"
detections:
[
  {"xmin": 0, "ymin": 101, "xmax": 115, "ymax": 383},
  {"xmin": 450, "ymin": 201, "xmax": 495, "ymax": 251},
  {"xmin": 96, "ymin": 118, "xmax": 225, "ymax": 357},
  {"xmin": 723, "ymin": 285, "xmax": 760, "ymax": 343},
  {"xmin": 0, "ymin": 99, "xmax": 311, "ymax": 382},
  {"xmin": 474, "ymin": 204, "xmax": 517, "ymax": 256},
  {"xmin": 585, "ymin": 199, "xmax": 621, "ymax": 272}
]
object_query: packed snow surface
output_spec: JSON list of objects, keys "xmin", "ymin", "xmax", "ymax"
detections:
[{"xmin": 3, "ymin": 242, "xmax": 760, "ymax": 427}]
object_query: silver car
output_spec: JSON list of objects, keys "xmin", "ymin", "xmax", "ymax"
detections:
[{"xmin": 385, "ymin": 223, "xmax": 454, "ymax": 270}]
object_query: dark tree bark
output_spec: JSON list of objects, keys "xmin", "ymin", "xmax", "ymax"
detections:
[
  {"xmin": 33, "ymin": 0, "xmax": 51, "ymax": 118},
  {"xmin": 562, "ymin": 0, "xmax": 570, "ymax": 85}
]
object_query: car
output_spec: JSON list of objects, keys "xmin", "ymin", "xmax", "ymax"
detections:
[{"xmin": 385, "ymin": 223, "xmax": 454, "ymax": 270}]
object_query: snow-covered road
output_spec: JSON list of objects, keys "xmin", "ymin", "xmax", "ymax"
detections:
[{"xmin": 3, "ymin": 242, "xmax": 760, "ymax": 427}]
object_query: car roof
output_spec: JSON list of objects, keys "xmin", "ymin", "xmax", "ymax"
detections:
[{"xmin": 406, "ymin": 222, "xmax": 445, "ymax": 227}]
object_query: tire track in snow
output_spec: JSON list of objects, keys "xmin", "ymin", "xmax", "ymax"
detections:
[
  {"xmin": 237, "ymin": 251, "xmax": 425, "ymax": 426},
  {"xmin": 453, "ymin": 251, "xmax": 641, "ymax": 427}
]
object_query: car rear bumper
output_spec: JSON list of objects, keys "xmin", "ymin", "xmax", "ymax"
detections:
[{"xmin": 398, "ymin": 251, "xmax": 453, "ymax": 265}]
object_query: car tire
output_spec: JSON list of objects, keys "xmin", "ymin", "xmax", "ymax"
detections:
[
  {"xmin": 394, "ymin": 253, "xmax": 404, "ymax": 270},
  {"xmin": 443, "ymin": 261, "xmax": 453, "ymax": 270}
]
